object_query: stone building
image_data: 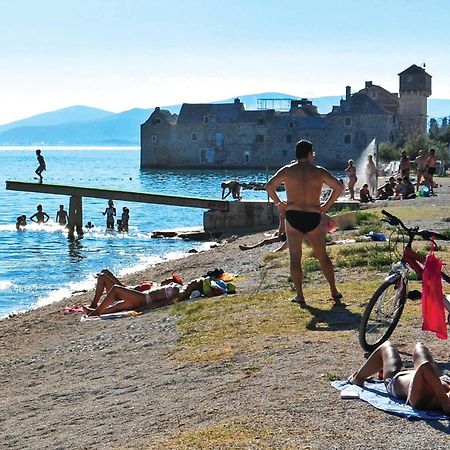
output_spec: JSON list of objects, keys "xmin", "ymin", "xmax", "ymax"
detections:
[{"xmin": 141, "ymin": 64, "xmax": 431, "ymax": 169}]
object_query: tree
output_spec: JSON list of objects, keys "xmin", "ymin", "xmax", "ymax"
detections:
[{"xmin": 378, "ymin": 142, "xmax": 401, "ymax": 162}]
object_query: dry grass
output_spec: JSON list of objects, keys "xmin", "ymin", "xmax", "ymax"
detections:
[
  {"xmin": 139, "ymin": 415, "xmax": 299, "ymax": 450},
  {"xmin": 169, "ymin": 275, "xmax": 387, "ymax": 364}
]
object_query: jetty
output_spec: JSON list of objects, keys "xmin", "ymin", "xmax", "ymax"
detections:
[{"xmin": 5, "ymin": 181, "xmax": 359, "ymax": 235}]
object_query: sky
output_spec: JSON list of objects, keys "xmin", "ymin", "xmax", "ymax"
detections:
[{"xmin": 1, "ymin": 0, "xmax": 449, "ymax": 124}]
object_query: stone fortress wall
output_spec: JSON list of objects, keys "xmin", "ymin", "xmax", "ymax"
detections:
[{"xmin": 141, "ymin": 64, "xmax": 431, "ymax": 170}]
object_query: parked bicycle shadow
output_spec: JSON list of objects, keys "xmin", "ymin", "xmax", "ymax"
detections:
[{"xmin": 303, "ymin": 302, "xmax": 361, "ymax": 331}]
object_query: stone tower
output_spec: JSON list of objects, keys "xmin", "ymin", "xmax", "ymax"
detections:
[{"xmin": 398, "ymin": 64, "xmax": 432, "ymax": 137}]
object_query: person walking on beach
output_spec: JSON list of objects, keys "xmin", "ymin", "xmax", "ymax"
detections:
[
  {"xmin": 55, "ymin": 204, "xmax": 69, "ymax": 226},
  {"xmin": 30, "ymin": 204, "xmax": 49, "ymax": 224},
  {"xmin": 414, "ymin": 149, "xmax": 428, "ymax": 191},
  {"xmin": 344, "ymin": 160, "xmax": 357, "ymax": 200},
  {"xmin": 35, "ymin": 149, "xmax": 46, "ymax": 183},
  {"xmin": 265, "ymin": 140, "xmax": 344, "ymax": 306},
  {"xmin": 366, "ymin": 154, "xmax": 378, "ymax": 196},
  {"xmin": 102, "ymin": 199, "xmax": 116, "ymax": 230}
]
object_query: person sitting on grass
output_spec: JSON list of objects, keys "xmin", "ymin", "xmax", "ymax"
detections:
[
  {"xmin": 359, "ymin": 184, "xmax": 374, "ymax": 203},
  {"xmin": 84, "ymin": 270, "xmax": 204, "ymax": 316},
  {"xmin": 349, "ymin": 341, "xmax": 450, "ymax": 413},
  {"xmin": 239, "ymin": 218, "xmax": 287, "ymax": 252},
  {"xmin": 401, "ymin": 176, "xmax": 416, "ymax": 200}
]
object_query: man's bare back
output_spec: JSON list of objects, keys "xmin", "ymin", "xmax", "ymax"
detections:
[{"xmin": 265, "ymin": 140, "xmax": 344, "ymax": 306}]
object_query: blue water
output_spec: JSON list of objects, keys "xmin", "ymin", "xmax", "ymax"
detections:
[{"xmin": 0, "ymin": 147, "xmax": 272, "ymax": 317}]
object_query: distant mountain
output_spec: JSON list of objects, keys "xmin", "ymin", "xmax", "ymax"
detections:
[
  {"xmin": 0, "ymin": 94, "xmax": 449, "ymax": 146},
  {"xmin": 0, "ymin": 105, "xmax": 114, "ymax": 134}
]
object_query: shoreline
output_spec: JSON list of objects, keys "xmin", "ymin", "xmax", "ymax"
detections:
[{"xmin": 1, "ymin": 238, "xmax": 218, "ymax": 320}]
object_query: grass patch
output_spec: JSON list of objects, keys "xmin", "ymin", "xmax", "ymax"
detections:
[
  {"xmin": 142, "ymin": 416, "xmax": 298, "ymax": 450},
  {"xmin": 335, "ymin": 243, "xmax": 391, "ymax": 270},
  {"xmin": 169, "ymin": 279, "xmax": 379, "ymax": 364},
  {"xmin": 356, "ymin": 210, "xmax": 379, "ymax": 226}
]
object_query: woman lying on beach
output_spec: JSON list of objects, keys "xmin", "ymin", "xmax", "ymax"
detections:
[
  {"xmin": 84, "ymin": 271, "xmax": 204, "ymax": 316},
  {"xmin": 349, "ymin": 341, "xmax": 450, "ymax": 413}
]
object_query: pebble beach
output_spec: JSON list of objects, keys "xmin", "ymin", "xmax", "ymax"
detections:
[{"xmin": 2, "ymin": 179, "xmax": 450, "ymax": 449}]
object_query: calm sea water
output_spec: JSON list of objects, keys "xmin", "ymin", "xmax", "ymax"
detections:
[{"xmin": 0, "ymin": 147, "xmax": 272, "ymax": 318}]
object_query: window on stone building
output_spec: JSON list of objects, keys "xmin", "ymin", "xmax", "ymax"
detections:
[
  {"xmin": 392, "ymin": 115, "xmax": 396, "ymax": 124},
  {"xmin": 152, "ymin": 119, "xmax": 161, "ymax": 125},
  {"xmin": 286, "ymin": 135, "xmax": 292, "ymax": 144},
  {"xmin": 151, "ymin": 134, "xmax": 157, "ymax": 142},
  {"xmin": 371, "ymin": 92, "xmax": 376, "ymax": 98},
  {"xmin": 344, "ymin": 134, "xmax": 352, "ymax": 144},
  {"xmin": 257, "ymin": 118, "xmax": 265, "ymax": 126},
  {"xmin": 288, "ymin": 120, "xmax": 295, "ymax": 128},
  {"xmin": 191, "ymin": 132, "xmax": 198, "ymax": 142},
  {"xmin": 256, "ymin": 135, "xmax": 265, "ymax": 143},
  {"xmin": 344, "ymin": 117, "xmax": 352, "ymax": 126},
  {"xmin": 282, "ymin": 150, "xmax": 288, "ymax": 157},
  {"xmin": 244, "ymin": 152, "xmax": 251, "ymax": 163},
  {"xmin": 203, "ymin": 116, "xmax": 209, "ymax": 124}
]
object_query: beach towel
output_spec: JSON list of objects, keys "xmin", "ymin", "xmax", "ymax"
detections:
[
  {"xmin": 331, "ymin": 380, "xmax": 450, "ymax": 420},
  {"xmin": 421, "ymin": 245, "xmax": 447, "ymax": 340},
  {"xmin": 81, "ymin": 310, "xmax": 142, "ymax": 321}
]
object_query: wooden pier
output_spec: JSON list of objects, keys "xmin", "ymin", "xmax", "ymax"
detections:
[
  {"xmin": 5, "ymin": 181, "xmax": 229, "ymax": 236},
  {"xmin": 5, "ymin": 180, "xmax": 359, "ymax": 236}
]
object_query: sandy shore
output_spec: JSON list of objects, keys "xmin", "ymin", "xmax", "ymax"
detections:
[{"xmin": 2, "ymin": 180, "xmax": 450, "ymax": 449}]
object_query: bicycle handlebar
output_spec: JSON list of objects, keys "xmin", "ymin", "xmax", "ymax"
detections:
[{"xmin": 381, "ymin": 210, "xmax": 450, "ymax": 241}]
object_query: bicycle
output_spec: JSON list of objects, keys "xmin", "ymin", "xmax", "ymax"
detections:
[{"xmin": 359, "ymin": 209, "xmax": 450, "ymax": 352}]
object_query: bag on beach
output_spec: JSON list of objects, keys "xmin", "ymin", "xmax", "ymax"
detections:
[{"xmin": 421, "ymin": 244, "xmax": 447, "ymax": 340}]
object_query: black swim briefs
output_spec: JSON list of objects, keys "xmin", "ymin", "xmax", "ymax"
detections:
[{"xmin": 285, "ymin": 210, "xmax": 321, "ymax": 234}]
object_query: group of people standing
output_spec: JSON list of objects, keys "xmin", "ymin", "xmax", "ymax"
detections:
[
  {"xmin": 102, "ymin": 199, "xmax": 130, "ymax": 232},
  {"xmin": 16, "ymin": 200, "xmax": 130, "ymax": 232},
  {"xmin": 344, "ymin": 148, "xmax": 438, "ymax": 202}
]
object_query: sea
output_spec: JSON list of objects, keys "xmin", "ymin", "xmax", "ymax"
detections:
[{"xmin": 0, "ymin": 147, "xmax": 273, "ymax": 318}]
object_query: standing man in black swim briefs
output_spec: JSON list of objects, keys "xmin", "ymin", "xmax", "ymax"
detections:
[{"xmin": 265, "ymin": 140, "xmax": 344, "ymax": 306}]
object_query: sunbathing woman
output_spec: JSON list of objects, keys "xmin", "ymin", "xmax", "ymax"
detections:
[
  {"xmin": 88, "ymin": 268, "xmax": 182, "ymax": 309},
  {"xmin": 349, "ymin": 341, "xmax": 450, "ymax": 413},
  {"xmin": 84, "ymin": 276, "xmax": 204, "ymax": 316}
]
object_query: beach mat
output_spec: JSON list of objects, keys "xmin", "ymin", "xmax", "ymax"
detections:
[
  {"xmin": 331, "ymin": 380, "xmax": 450, "ymax": 421},
  {"xmin": 81, "ymin": 310, "xmax": 142, "ymax": 321}
]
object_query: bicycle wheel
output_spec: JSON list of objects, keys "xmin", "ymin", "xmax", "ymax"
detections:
[{"xmin": 359, "ymin": 276, "xmax": 407, "ymax": 352}]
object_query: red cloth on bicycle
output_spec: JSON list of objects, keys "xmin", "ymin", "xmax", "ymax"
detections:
[{"xmin": 421, "ymin": 248, "xmax": 447, "ymax": 340}]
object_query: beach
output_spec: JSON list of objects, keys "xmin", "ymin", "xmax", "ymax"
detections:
[{"xmin": 2, "ymin": 182, "xmax": 450, "ymax": 449}]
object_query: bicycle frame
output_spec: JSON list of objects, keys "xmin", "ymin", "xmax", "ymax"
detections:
[{"xmin": 402, "ymin": 240, "xmax": 450, "ymax": 283}]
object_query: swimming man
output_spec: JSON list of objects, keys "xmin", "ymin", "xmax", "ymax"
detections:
[{"xmin": 265, "ymin": 140, "xmax": 344, "ymax": 306}]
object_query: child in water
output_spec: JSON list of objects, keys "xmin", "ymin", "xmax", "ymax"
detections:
[
  {"xmin": 102, "ymin": 200, "xmax": 116, "ymax": 230},
  {"xmin": 16, "ymin": 215, "xmax": 27, "ymax": 229},
  {"xmin": 121, "ymin": 207, "xmax": 130, "ymax": 231},
  {"xmin": 56, "ymin": 205, "xmax": 69, "ymax": 226}
]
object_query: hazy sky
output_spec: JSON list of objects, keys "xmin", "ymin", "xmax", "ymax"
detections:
[{"xmin": 1, "ymin": 0, "xmax": 449, "ymax": 124}]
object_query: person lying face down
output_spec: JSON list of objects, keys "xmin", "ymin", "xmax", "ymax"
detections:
[{"xmin": 349, "ymin": 341, "xmax": 450, "ymax": 413}]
